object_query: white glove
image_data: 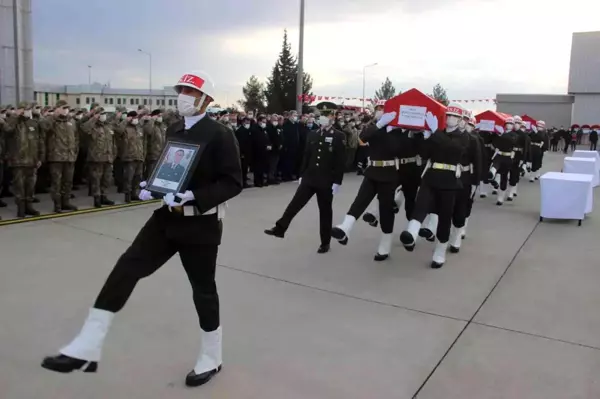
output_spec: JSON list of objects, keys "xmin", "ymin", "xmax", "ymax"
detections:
[
  {"xmin": 424, "ymin": 112, "xmax": 438, "ymax": 132},
  {"xmin": 298, "ymin": 178, "xmax": 302, "ymax": 184},
  {"xmin": 495, "ymin": 125, "xmax": 504, "ymax": 134},
  {"xmin": 531, "ymin": 125, "xmax": 538, "ymax": 133},
  {"xmin": 175, "ymin": 190, "xmax": 195, "ymax": 205},
  {"xmin": 332, "ymin": 183, "xmax": 341, "ymax": 195},
  {"xmin": 162, "ymin": 192, "xmax": 178, "ymax": 207},
  {"xmin": 139, "ymin": 189, "xmax": 154, "ymax": 201},
  {"xmin": 423, "ymin": 130, "xmax": 432, "ymax": 139},
  {"xmin": 375, "ymin": 112, "xmax": 397, "ymax": 129},
  {"xmin": 140, "ymin": 181, "xmax": 148, "ymax": 188},
  {"xmin": 386, "ymin": 126, "xmax": 396, "ymax": 133}
]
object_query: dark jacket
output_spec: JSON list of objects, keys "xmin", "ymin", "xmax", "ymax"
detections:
[{"xmin": 300, "ymin": 127, "xmax": 346, "ymax": 188}]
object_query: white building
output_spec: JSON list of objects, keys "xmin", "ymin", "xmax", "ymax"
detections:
[{"xmin": 32, "ymin": 83, "xmax": 178, "ymax": 111}]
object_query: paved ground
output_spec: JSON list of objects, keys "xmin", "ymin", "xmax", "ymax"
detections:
[{"xmin": 1, "ymin": 150, "xmax": 599, "ymax": 399}]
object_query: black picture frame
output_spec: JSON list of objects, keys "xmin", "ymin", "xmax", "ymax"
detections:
[{"xmin": 146, "ymin": 140, "xmax": 202, "ymax": 198}]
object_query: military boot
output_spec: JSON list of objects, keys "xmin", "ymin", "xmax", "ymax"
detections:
[
  {"xmin": 17, "ymin": 200, "xmax": 26, "ymax": 218},
  {"xmin": 62, "ymin": 198, "xmax": 79, "ymax": 211},
  {"xmin": 0, "ymin": 198, "xmax": 7, "ymax": 208},
  {"xmin": 25, "ymin": 201, "xmax": 41, "ymax": 216},
  {"xmin": 124, "ymin": 193, "xmax": 131, "ymax": 203},
  {"xmin": 100, "ymin": 195, "xmax": 114, "ymax": 206},
  {"xmin": 93, "ymin": 196, "xmax": 102, "ymax": 208},
  {"xmin": 130, "ymin": 192, "xmax": 140, "ymax": 201},
  {"xmin": 53, "ymin": 201, "xmax": 62, "ymax": 213}
]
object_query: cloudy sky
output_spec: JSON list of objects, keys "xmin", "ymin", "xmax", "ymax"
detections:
[{"xmin": 33, "ymin": 0, "xmax": 599, "ymax": 110}]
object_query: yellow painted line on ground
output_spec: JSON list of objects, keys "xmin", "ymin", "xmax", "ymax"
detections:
[{"xmin": 0, "ymin": 200, "xmax": 161, "ymax": 227}]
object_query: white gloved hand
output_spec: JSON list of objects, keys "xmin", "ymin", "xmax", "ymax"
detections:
[
  {"xmin": 139, "ymin": 189, "xmax": 154, "ymax": 201},
  {"xmin": 140, "ymin": 181, "xmax": 148, "ymax": 188},
  {"xmin": 175, "ymin": 190, "xmax": 195, "ymax": 205},
  {"xmin": 298, "ymin": 178, "xmax": 302, "ymax": 184},
  {"xmin": 163, "ymin": 192, "xmax": 178, "ymax": 207},
  {"xmin": 386, "ymin": 126, "xmax": 396, "ymax": 133},
  {"xmin": 375, "ymin": 112, "xmax": 397, "ymax": 129},
  {"xmin": 495, "ymin": 125, "xmax": 504, "ymax": 134},
  {"xmin": 424, "ymin": 112, "xmax": 438, "ymax": 132},
  {"xmin": 332, "ymin": 183, "xmax": 341, "ymax": 195},
  {"xmin": 423, "ymin": 130, "xmax": 432, "ymax": 139},
  {"xmin": 531, "ymin": 125, "xmax": 538, "ymax": 133}
]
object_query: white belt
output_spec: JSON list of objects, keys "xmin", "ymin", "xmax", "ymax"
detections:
[
  {"xmin": 422, "ymin": 160, "xmax": 462, "ymax": 178},
  {"xmin": 532, "ymin": 142, "xmax": 543, "ymax": 147},
  {"xmin": 165, "ymin": 203, "xmax": 226, "ymax": 219},
  {"xmin": 367, "ymin": 159, "xmax": 396, "ymax": 167}
]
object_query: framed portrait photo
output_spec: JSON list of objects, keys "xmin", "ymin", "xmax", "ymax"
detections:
[{"xmin": 146, "ymin": 141, "xmax": 202, "ymax": 197}]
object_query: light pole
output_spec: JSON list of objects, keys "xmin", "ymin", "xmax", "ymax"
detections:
[
  {"xmin": 87, "ymin": 65, "xmax": 92, "ymax": 86},
  {"xmin": 137, "ymin": 48, "xmax": 152, "ymax": 102},
  {"xmin": 362, "ymin": 62, "xmax": 378, "ymax": 111},
  {"xmin": 295, "ymin": 0, "xmax": 305, "ymax": 114}
]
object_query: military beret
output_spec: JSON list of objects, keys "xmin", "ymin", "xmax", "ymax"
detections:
[
  {"xmin": 56, "ymin": 100, "xmax": 68, "ymax": 108},
  {"xmin": 151, "ymin": 109, "xmax": 161, "ymax": 116},
  {"xmin": 127, "ymin": 111, "xmax": 138, "ymax": 117},
  {"xmin": 17, "ymin": 101, "xmax": 30, "ymax": 109}
]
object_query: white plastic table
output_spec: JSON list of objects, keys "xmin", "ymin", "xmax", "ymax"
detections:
[
  {"xmin": 572, "ymin": 150, "xmax": 600, "ymax": 170},
  {"xmin": 563, "ymin": 157, "xmax": 599, "ymax": 187},
  {"xmin": 540, "ymin": 172, "xmax": 593, "ymax": 226}
]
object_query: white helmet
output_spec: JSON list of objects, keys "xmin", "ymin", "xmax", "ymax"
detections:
[
  {"xmin": 536, "ymin": 120, "xmax": 546, "ymax": 128},
  {"xmin": 174, "ymin": 70, "xmax": 216, "ymax": 101},
  {"xmin": 446, "ymin": 102, "xmax": 465, "ymax": 118},
  {"xmin": 513, "ymin": 115, "xmax": 523, "ymax": 124},
  {"xmin": 505, "ymin": 117, "xmax": 515, "ymax": 125}
]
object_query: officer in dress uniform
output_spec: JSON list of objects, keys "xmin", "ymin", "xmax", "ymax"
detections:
[
  {"xmin": 528, "ymin": 120, "xmax": 549, "ymax": 182},
  {"xmin": 489, "ymin": 118, "xmax": 518, "ymax": 205},
  {"xmin": 264, "ymin": 115, "xmax": 346, "ymax": 254},
  {"xmin": 477, "ymin": 124, "xmax": 495, "ymax": 198},
  {"xmin": 156, "ymin": 148, "xmax": 186, "ymax": 182},
  {"xmin": 399, "ymin": 103, "xmax": 471, "ymax": 269},
  {"xmin": 42, "ymin": 70, "xmax": 243, "ymax": 389},
  {"xmin": 506, "ymin": 116, "xmax": 531, "ymax": 201},
  {"xmin": 330, "ymin": 110, "xmax": 400, "ymax": 260}
]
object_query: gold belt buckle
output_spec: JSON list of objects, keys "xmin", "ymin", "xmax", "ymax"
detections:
[{"xmin": 171, "ymin": 206, "xmax": 183, "ymax": 213}]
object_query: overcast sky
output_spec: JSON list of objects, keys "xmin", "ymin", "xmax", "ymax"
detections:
[{"xmin": 32, "ymin": 0, "xmax": 599, "ymax": 110}]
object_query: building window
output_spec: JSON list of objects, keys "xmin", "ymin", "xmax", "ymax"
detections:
[
  {"xmin": 55, "ymin": 93, "xmax": 60, "ymax": 102},
  {"xmin": 123, "ymin": 98, "xmax": 126, "ymax": 104},
  {"xmin": 130, "ymin": 98, "xmax": 134, "ymax": 105},
  {"xmin": 135, "ymin": 98, "xmax": 139, "ymax": 105},
  {"xmin": 168, "ymin": 99, "xmax": 173, "ymax": 106},
  {"xmin": 91, "ymin": 97, "xmax": 96, "ymax": 103},
  {"xmin": 85, "ymin": 97, "xmax": 90, "ymax": 104},
  {"xmin": 149, "ymin": 99, "xmax": 152, "ymax": 106},
  {"xmin": 44, "ymin": 93, "xmax": 49, "ymax": 106},
  {"xmin": 109, "ymin": 98, "xmax": 114, "ymax": 105},
  {"xmin": 143, "ymin": 98, "xmax": 147, "ymax": 105},
  {"xmin": 76, "ymin": 98, "xmax": 80, "ymax": 105},
  {"xmin": 104, "ymin": 98, "xmax": 108, "ymax": 104},
  {"xmin": 117, "ymin": 98, "xmax": 121, "ymax": 105}
]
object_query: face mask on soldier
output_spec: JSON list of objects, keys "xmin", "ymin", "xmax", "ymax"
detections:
[
  {"xmin": 33, "ymin": 108, "xmax": 41, "ymax": 115},
  {"xmin": 243, "ymin": 123, "xmax": 250, "ymax": 129},
  {"xmin": 375, "ymin": 110, "xmax": 383, "ymax": 120},
  {"xmin": 99, "ymin": 114, "xmax": 107, "ymax": 122},
  {"xmin": 121, "ymin": 114, "xmax": 127, "ymax": 121},
  {"xmin": 76, "ymin": 114, "xmax": 83, "ymax": 120},
  {"xmin": 272, "ymin": 121, "xmax": 278, "ymax": 127},
  {"xmin": 23, "ymin": 110, "xmax": 33, "ymax": 119},
  {"xmin": 156, "ymin": 116, "xmax": 163, "ymax": 123},
  {"xmin": 131, "ymin": 118, "xmax": 139, "ymax": 125}
]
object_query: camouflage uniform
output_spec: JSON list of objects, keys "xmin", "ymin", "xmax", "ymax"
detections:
[
  {"xmin": 3, "ymin": 102, "xmax": 45, "ymax": 217},
  {"xmin": 39, "ymin": 100, "xmax": 79, "ymax": 212},
  {"xmin": 144, "ymin": 115, "xmax": 166, "ymax": 180},
  {"xmin": 80, "ymin": 108, "xmax": 116, "ymax": 207},
  {"xmin": 115, "ymin": 116, "xmax": 145, "ymax": 202}
]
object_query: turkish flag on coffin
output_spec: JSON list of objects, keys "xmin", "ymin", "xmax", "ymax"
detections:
[
  {"xmin": 475, "ymin": 110, "xmax": 511, "ymax": 132},
  {"xmin": 521, "ymin": 114, "xmax": 537, "ymax": 130},
  {"xmin": 383, "ymin": 88, "xmax": 447, "ymax": 130}
]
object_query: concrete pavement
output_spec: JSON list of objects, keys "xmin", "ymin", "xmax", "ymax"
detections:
[{"xmin": 1, "ymin": 150, "xmax": 599, "ymax": 398}]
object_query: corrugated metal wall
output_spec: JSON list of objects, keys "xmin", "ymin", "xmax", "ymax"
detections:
[
  {"xmin": 496, "ymin": 94, "xmax": 574, "ymax": 128},
  {"xmin": 572, "ymin": 94, "xmax": 600, "ymax": 125},
  {"xmin": 568, "ymin": 31, "xmax": 600, "ymax": 94},
  {"xmin": 0, "ymin": 0, "xmax": 33, "ymax": 106}
]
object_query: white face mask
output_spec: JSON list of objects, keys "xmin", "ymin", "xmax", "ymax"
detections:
[
  {"xmin": 259, "ymin": 122, "xmax": 266, "ymax": 128},
  {"xmin": 446, "ymin": 115, "xmax": 459, "ymax": 128},
  {"xmin": 466, "ymin": 125, "xmax": 474, "ymax": 133},
  {"xmin": 340, "ymin": 122, "xmax": 345, "ymax": 127},
  {"xmin": 99, "ymin": 114, "xmax": 107, "ymax": 122},
  {"xmin": 243, "ymin": 124, "xmax": 250, "ymax": 129},
  {"xmin": 290, "ymin": 116, "xmax": 298, "ymax": 122},
  {"xmin": 156, "ymin": 116, "xmax": 163, "ymax": 123},
  {"xmin": 375, "ymin": 110, "xmax": 383, "ymax": 120},
  {"xmin": 247, "ymin": 114, "xmax": 254, "ymax": 119},
  {"xmin": 131, "ymin": 119, "xmax": 139, "ymax": 125},
  {"xmin": 33, "ymin": 108, "xmax": 41, "ymax": 115},
  {"xmin": 177, "ymin": 93, "xmax": 202, "ymax": 117},
  {"xmin": 458, "ymin": 119, "xmax": 467, "ymax": 130},
  {"xmin": 272, "ymin": 121, "xmax": 278, "ymax": 127},
  {"xmin": 505, "ymin": 123, "xmax": 514, "ymax": 132},
  {"xmin": 76, "ymin": 114, "xmax": 83, "ymax": 120},
  {"xmin": 23, "ymin": 110, "xmax": 33, "ymax": 119}
]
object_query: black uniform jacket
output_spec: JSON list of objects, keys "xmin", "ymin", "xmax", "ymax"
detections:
[
  {"xmin": 491, "ymin": 131, "xmax": 518, "ymax": 154},
  {"xmin": 529, "ymin": 130, "xmax": 549, "ymax": 157},
  {"xmin": 463, "ymin": 132, "xmax": 483, "ymax": 186},
  {"xmin": 513, "ymin": 129, "xmax": 531, "ymax": 162},
  {"xmin": 420, "ymin": 129, "xmax": 471, "ymax": 190},
  {"xmin": 300, "ymin": 127, "xmax": 346, "ymax": 188},
  {"xmin": 166, "ymin": 117, "xmax": 242, "ymax": 215}
]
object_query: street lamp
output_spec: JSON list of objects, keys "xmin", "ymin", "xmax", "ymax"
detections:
[
  {"xmin": 362, "ymin": 62, "xmax": 378, "ymax": 111},
  {"xmin": 137, "ymin": 48, "xmax": 152, "ymax": 103},
  {"xmin": 295, "ymin": 0, "xmax": 305, "ymax": 114},
  {"xmin": 87, "ymin": 65, "xmax": 92, "ymax": 86}
]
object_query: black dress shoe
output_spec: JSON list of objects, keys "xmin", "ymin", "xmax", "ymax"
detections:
[
  {"xmin": 330, "ymin": 227, "xmax": 348, "ymax": 245},
  {"xmin": 41, "ymin": 354, "xmax": 98, "ymax": 373},
  {"xmin": 362, "ymin": 213, "xmax": 378, "ymax": 227},
  {"xmin": 449, "ymin": 246, "xmax": 460, "ymax": 254},
  {"xmin": 317, "ymin": 244, "xmax": 330, "ymax": 254},
  {"xmin": 431, "ymin": 261, "xmax": 444, "ymax": 269},
  {"xmin": 374, "ymin": 253, "xmax": 389, "ymax": 261},
  {"xmin": 264, "ymin": 226, "xmax": 285, "ymax": 238},
  {"xmin": 399, "ymin": 231, "xmax": 416, "ymax": 252},
  {"xmin": 185, "ymin": 365, "xmax": 222, "ymax": 387},
  {"xmin": 418, "ymin": 228, "xmax": 435, "ymax": 242}
]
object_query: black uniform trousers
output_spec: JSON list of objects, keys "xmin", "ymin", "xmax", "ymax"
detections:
[
  {"xmin": 276, "ymin": 181, "xmax": 333, "ymax": 245},
  {"xmin": 452, "ymin": 182, "xmax": 471, "ymax": 228},
  {"xmin": 348, "ymin": 177, "xmax": 396, "ymax": 234},
  {"xmin": 509, "ymin": 155, "xmax": 524, "ymax": 186},
  {"xmin": 530, "ymin": 147, "xmax": 543, "ymax": 172},
  {"xmin": 491, "ymin": 156, "xmax": 512, "ymax": 191},
  {"xmin": 94, "ymin": 207, "xmax": 220, "ymax": 332},
  {"xmin": 591, "ymin": 141, "xmax": 597, "ymax": 151},
  {"xmin": 252, "ymin": 155, "xmax": 268, "ymax": 187},
  {"xmin": 411, "ymin": 184, "xmax": 456, "ymax": 243},
  {"xmin": 397, "ymin": 166, "xmax": 421, "ymax": 220},
  {"xmin": 279, "ymin": 149, "xmax": 297, "ymax": 181}
]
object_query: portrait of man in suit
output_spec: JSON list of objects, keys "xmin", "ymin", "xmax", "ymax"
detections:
[{"xmin": 156, "ymin": 148, "xmax": 187, "ymax": 183}]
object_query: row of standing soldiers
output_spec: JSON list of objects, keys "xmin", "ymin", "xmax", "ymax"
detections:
[{"xmin": 0, "ymin": 101, "xmax": 177, "ymax": 219}]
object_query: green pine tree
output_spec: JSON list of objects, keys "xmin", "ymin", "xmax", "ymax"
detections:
[
  {"xmin": 374, "ymin": 77, "xmax": 397, "ymax": 100},
  {"xmin": 431, "ymin": 83, "xmax": 449, "ymax": 105},
  {"xmin": 239, "ymin": 75, "xmax": 266, "ymax": 112}
]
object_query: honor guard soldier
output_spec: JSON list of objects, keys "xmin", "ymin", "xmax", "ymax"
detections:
[
  {"xmin": 265, "ymin": 115, "xmax": 346, "ymax": 254},
  {"xmin": 42, "ymin": 70, "xmax": 243, "ymax": 388},
  {"xmin": 528, "ymin": 120, "xmax": 549, "ymax": 182},
  {"xmin": 489, "ymin": 119, "xmax": 518, "ymax": 205},
  {"xmin": 506, "ymin": 116, "xmax": 531, "ymax": 201},
  {"xmin": 399, "ymin": 103, "xmax": 471, "ymax": 269}
]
